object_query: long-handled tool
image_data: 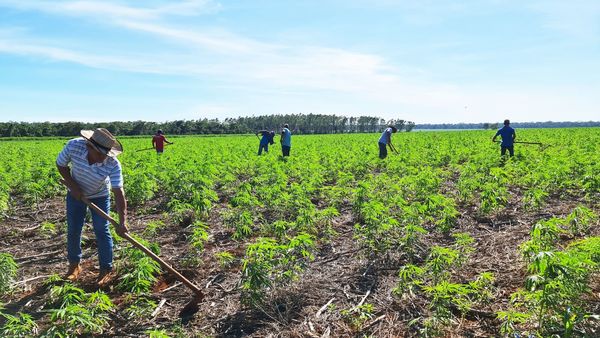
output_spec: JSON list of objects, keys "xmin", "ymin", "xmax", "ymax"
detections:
[
  {"xmin": 494, "ymin": 140, "xmax": 550, "ymax": 152},
  {"xmin": 136, "ymin": 143, "xmax": 174, "ymax": 152},
  {"xmin": 513, "ymin": 141, "xmax": 543, "ymax": 145},
  {"xmin": 60, "ymin": 181, "xmax": 203, "ymax": 317},
  {"xmin": 494, "ymin": 140, "xmax": 543, "ymax": 146},
  {"xmin": 389, "ymin": 142, "xmax": 399, "ymax": 154}
]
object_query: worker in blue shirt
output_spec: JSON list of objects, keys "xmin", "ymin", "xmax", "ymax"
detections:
[
  {"xmin": 492, "ymin": 119, "xmax": 516, "ymax": 156},
  {"xmin": 280, "ymin": 124, "xmax": 292, "ymax": 157},
  {"xmin": 378, "ymin": 126, "xmax": 397, "ymax": 159},
  {"xmin": 256, "ymin": 130, "xmax": 275, "ymax": 155}
]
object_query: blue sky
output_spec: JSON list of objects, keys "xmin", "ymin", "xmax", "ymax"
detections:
[{"xmin": 0, "ymin": 0, "xmax": 598, "ymax": 123}]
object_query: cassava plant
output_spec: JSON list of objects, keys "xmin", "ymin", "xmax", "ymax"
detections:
[{"xmin": 0, "ymin": 253, "xmax": 17, "ymax": 295}]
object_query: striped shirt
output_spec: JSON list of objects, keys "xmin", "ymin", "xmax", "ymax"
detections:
[
  {"xmin": 56, "ymin": 138, "xmax": 123, "ymax": 198},
  {"xmin": 379, "ymin": 127, "xmax": 392, "ymax": 144}
]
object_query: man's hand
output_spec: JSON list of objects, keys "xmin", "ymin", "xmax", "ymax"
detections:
[
  {"xmin": 69, "ymin": 186, "xmax": 84, "ymax": 201},
  {"xmin": 58, "ymin": 165, "xmax": 84, "ymax": 200},
  {"xmin": 115, "ymin": 223, "xmax": 129, "ymax": 237}
]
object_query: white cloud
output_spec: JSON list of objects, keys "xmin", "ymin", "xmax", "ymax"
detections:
[
  {"xmin": 0, "ymin": 0, "xmax": 220, "ymax": 20},
  {"xmin": 0, "ymin": 39, "xmax": 172, "ymax": 74},
  {"xmin": 0, "ymin": 0, "xmax": 598, "ymax": 123}
]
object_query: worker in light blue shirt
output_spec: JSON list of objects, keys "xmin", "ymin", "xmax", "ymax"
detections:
[
  {"xmin": 378, "ymin": 126, "xmax": 397, "ymax": 159},
  {"xmin": 280, "ymin": 124, "xmax": 292, "ymax": 157},
  {"xmin": 57, "ymin": 128, "xmax": 128, "ymax": 287},
  {"xmin": 492, "ymin": 119, "xmax": 516, "ymax": 156}
]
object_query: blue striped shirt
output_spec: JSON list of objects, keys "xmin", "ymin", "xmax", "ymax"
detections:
[
  {"xmin": 56, "ymin": 138, "xmax": 123, "ymax": 198},
  {"xmin": 379, "ymin": 127, "xmax": 392, "ymax": 144}
]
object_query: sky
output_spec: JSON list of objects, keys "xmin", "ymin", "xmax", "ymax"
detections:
[{"xmin": 0, "ymin": 0, "xmax": 599, "ymax": 124}]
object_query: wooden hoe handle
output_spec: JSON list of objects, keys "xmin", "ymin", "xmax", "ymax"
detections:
[
  {"xmin": 60, "ymin": 180, "xmax": 202, "ymax": 296},
  {"xmin": 82, "ymin": 196, "xmax": 203, "ymax": 295}
]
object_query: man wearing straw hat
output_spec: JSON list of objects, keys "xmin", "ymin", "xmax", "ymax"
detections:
[{"xmin": 56, "ymin": 128, "xmax": 129, "ymax": 286}]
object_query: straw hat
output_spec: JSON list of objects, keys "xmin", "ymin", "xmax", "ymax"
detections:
[{"xmin": 80, "ymin": 128, "xmax": 123, "ymax": 157}]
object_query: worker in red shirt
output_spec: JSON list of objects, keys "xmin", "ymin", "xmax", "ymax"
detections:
[{"xmin": 152, "ymin": 130, "xmax": 173, "ymax": 154}]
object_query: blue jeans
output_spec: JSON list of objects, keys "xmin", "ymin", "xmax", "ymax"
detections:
[
  {"xmin": 258, "ymin": 143, "xmax": 269, "ymax": 155},
  {"xmin": 282, "ymin": 145, "xmax": 291, "ymax": 157},
  {"xmin": 66, "ymin": 193, "xmax": 113, "ymax": 270}
]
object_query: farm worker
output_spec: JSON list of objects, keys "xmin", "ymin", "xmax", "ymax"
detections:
[
  {"xmin": 281, "ymin": 124, "xmax": 292, "ymax": 157},
  {"xmin": 378, "ymin": 125, "xmax": 398, "ymax": 159},
  {"xmin": 492, "ymin": 119, "xmax": 516, "ymax": 157},
  {"xmin": 56, "ymin": 128, "xmax": 128, "ymax": 286},
  {"xmin": 256, "ymin": 130, "xmax": 275, "ymax": 155},
  {"xmin": 152, "ymin": 129, "xmax": 173, "ymax": 154}
]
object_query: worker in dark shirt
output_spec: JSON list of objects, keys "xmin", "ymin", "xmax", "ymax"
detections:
[
  {"xmin": 492, "ymin": 120, "xmax": 516, "ymax": 156},
  {"xmin": 256, "ymin": 130, "xmax": 275, "ymax": 155},
  {"xmin": 152, "ymin": 130, "xmax": 173, "ymax": 154}
]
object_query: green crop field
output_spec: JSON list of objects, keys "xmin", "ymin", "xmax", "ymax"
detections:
[{"xmin": 1, "ymin": 128, "xmax": 599, "ymax": 337}]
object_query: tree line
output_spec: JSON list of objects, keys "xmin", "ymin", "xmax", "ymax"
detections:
[
  {"xmin": 0, "ymin": 114, "xmax": 415, "ymax": 137},
  {"xmin": 417, "ymin": 121, "xmax": 600, "ymax": 130}
]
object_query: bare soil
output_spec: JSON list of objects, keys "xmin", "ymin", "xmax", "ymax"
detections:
[{"xmin": 1, "ymin": 188, "xmax": 599, "ymax": 337}]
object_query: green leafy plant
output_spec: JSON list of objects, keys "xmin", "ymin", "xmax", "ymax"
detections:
[
  {"xmin": 215, "ymin": 251, "xmax": 236, "ymax": 269},
  {"xmin": 565, "ymin": 206, "xmax": 597, "ymax": 236},
  {"xmin": 123, "ymin": 294, "xmax": 157, "ymax": 319},
  {"xmin": 144, "ymin": 220, "xmax": 166, "ymax": 237},
  {"xmin": 44, "ymin": 285, "xmax": 115, "ymax": 337},
  {"xmin": 392, "ymin": 264, "xmax": 424, "ymax": 298},
  {"xmin": 40, "ymin": 221, "xmax": 57, "ymax": 237},
  {"xmin": 189, "ymin": 221, "xmax": 209, "ymax": 253},
  {"xmin": 0, "ymin": 304, "xmax": 38, "ymax": 337},
  {"xmin": 0, "ymin": 253, "xmax": 17, "ymax": 295},
  {"xmin": 241, "ymin": 233, "xmax": 315, "ymax": 305},
  {"xmin": 341, "ymin": 303, "xmax": 375, "ymax": 330},
  {"xmin": 146, "ymin": 329, "xmax": 171, "ymax": 338},
  {"xmin": 500, "ymin": 226, "xmax": 600, "ymax": 336},
  {"xmin": 117, "ymin": 236, "xmax": 162, "ymax": 293}
]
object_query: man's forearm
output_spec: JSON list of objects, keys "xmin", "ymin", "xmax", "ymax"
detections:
[
  {"xmin": 57, "ymin": 165, "xmax": 77, "ymax": 188},
  {"xmin": 113, "ymin": 188, "xmax": 128, "ymax": 226}
]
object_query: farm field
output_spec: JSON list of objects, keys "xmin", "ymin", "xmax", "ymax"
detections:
[{"xmin": 0, "ymin": 128, "xmax": 599, "ymax": 337}]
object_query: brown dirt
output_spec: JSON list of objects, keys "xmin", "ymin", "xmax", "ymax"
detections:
[{"xmin": 1, "ymin": 187, "xmax": 599, "ymax": 337}]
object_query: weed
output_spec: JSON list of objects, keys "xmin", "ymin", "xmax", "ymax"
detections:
[
  {"xmin": 40, "ymin": 222, "xmax": 57, "ymax": 237},
  {"xmin": 341, "ymin": 303, "xmax": 375, "ymax": 330},
  {"xmin": 144, "ymin": 220, "xmax": 166, "ymax": 237},
  {"xmin": 215, "ymin": 251, "xmax": 236, "ymax": 269},
  {"xmin": 123, "ymin": 294, "xmax": 157, "ymax": 319}
]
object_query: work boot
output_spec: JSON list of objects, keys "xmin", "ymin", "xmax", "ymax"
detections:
[
  {"xmin": 64, "ymin": 263, "xmax": 82, "ymax": 281},
  {"xmin": 97, "ymin": 269, "xmax": 116, "ymax": 287}
]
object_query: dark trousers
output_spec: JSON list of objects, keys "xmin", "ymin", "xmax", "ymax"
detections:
[
  {"xmin": 258, "ymin": 143, "xmax": 268, "ymax": 155},
  {"xmin": 501, "ymin": 146, "xmax": 514, "ymax": 157},
  {"xmin": 282, "ymin": 145, "xmax": 291, "ymax": 157},
  {"xmin": 378, "ymin": 142, "xmax": 388, "ymax": 159}
]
